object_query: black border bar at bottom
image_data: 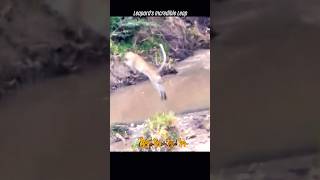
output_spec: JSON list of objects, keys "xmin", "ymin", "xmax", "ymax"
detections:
[{"xmin": 111, "ymin": 152, "xmax": 210, "ymax": 179}]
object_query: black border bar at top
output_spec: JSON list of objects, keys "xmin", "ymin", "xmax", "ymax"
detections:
[{"xmin": 110, "ymin": 0, "xmax": 210, "ymax": 16}]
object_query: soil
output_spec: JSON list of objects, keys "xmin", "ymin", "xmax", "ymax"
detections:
[{"xmin": 0, "ymin": 0, "xmax": 107, "ymax": 98}]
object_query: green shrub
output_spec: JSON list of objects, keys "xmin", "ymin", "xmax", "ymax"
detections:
[
  {"xmin": 110, "ymin": 17, "xmax": 168, "ymax": 58},
  {"xmin": 131, "ymin": 111, "xmax": 180, "ymax": 152}
]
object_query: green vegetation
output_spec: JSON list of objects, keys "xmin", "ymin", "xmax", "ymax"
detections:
[
  {"xmin": 144, "ymin": 111, "xmax": 177, "ymax": 140},
  {"xmin": 131, "ymin": 111, "xmax": 180, "ymax": 152},
  {"xmin": 110, "ymin": 40, "xmax": 132, "ymax": 57},
  {"xmin": 110, "ymin": 17, "xmax": 153, "ymax": 38},
  {"xmin": 110, "ymin": 17, "xmax": 168, "ymax": 59}
]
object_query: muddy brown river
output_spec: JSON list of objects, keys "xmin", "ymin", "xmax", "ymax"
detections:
[{"xmin": 110, "ymin": 49, "xmax": 211, "ymax": 124}]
